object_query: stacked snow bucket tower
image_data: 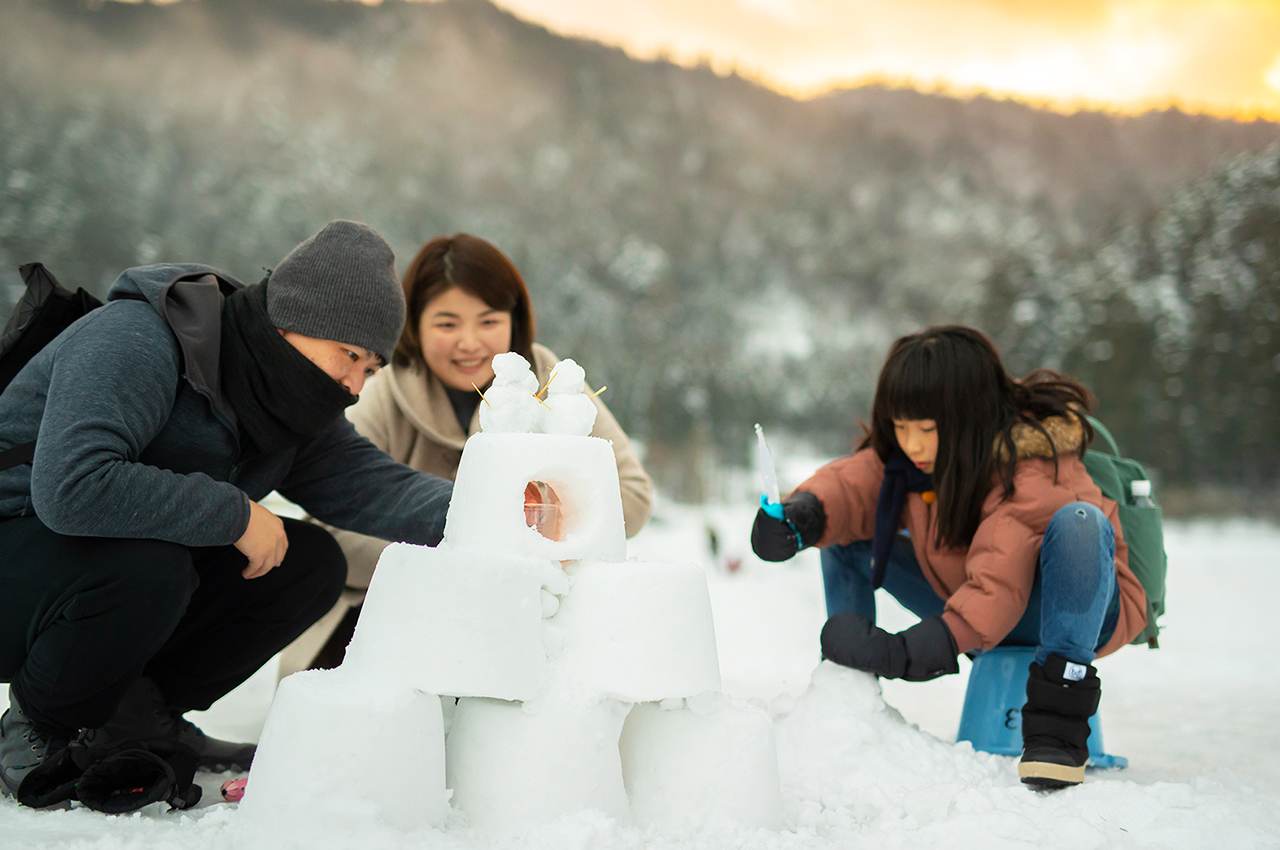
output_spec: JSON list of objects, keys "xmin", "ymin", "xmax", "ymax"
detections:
[{"xmin": 240, "ymin": 354, "xmax": 783, "ymax": 833}]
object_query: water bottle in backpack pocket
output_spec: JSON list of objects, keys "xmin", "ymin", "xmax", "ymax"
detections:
[{"xmin": 1081, "ymin": 416, "xmax": 1167, "ymax": 648}]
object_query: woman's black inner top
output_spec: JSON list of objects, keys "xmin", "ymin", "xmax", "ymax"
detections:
[{"xmin": 446, "ymin": 386, "xmax": 483, "ymax": 434}]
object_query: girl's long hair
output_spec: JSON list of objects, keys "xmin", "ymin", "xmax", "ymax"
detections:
[
  {"xmin": 393, "ymin": 233, "xmax": 535, "ymax": 368},
  {"xmin": 858, "ymin": 326, "xmax": 1095, "ymax": 549}
]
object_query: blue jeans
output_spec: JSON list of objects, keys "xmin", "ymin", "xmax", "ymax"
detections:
[{"xmin": 820, "ymin": 502, "xmax": 1120, "ymax": 666}]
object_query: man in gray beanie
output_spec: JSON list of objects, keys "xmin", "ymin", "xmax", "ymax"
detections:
[
  {"xmin": 268, "ymin": 219, "xmax": 406, "ymax": 364},
  {"xmin": 0, "ymin": 221, "xmax": 453, "ymax": 806}
]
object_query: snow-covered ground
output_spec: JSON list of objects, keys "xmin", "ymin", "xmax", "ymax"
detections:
[{"xmin": 3, "ymin": 503, "xmax": 1279, "ymax": 849}]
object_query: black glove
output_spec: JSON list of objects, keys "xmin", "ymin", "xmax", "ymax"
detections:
[
  {"xmin": 751, "ymin": 491, "xmax": 826, "ymax": 561},
  {"xmin": 819, "ymin": 613, "xmax": 959, "ymax": 681},
  {"xmin": 17, "ymin": 738, "xmax": 202, "ymax": 813}
]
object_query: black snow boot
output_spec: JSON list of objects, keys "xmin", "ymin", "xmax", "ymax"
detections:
[
  {"xmin": 84, "ymin": 677, "xmax": 256, "ymax": 772},
  {"xmin": 1, "ymin": 693, "xmax": 72, "ymax": 800},
  {"xmin": 1018, "ymin": 654, "xmax": 1101, "ymax": 790}
]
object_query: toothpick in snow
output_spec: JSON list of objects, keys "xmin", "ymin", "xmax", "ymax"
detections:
[{"xmin": 537, "ymin": 370, "xmax": 558, "ymax": 399}]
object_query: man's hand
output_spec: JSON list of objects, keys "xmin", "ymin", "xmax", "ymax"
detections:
[
  {"xmin": 819, "ymin": 613, "xmax": 959, "ymax": 681},
  {"xmin": 234, "ymin": 500, "xmax": 288, "ymax": 579}
]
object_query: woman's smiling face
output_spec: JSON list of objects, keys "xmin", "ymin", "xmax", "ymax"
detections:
[{"xmin": 418, "ymin": 286, "xmax": 513, "ymax": 391}]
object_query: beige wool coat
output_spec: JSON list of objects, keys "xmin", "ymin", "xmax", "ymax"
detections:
[{"xmin": 280, "ymin": 344, "xmax": 653, "ymax": 675}]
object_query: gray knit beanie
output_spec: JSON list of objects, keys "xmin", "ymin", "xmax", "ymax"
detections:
[{"xmin": 266, "ymin": 220, "xmax": 405, "ymax": 363}]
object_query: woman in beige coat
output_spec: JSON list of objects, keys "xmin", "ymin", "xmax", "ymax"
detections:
[{"xmin": 283, "ymin": 234, "xmax": 652, "ymax": 672}]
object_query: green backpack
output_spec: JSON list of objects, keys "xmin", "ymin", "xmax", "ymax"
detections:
[{"xmin": 1080, "ymin": 416, "xmax": 1166, "ymax": 647}]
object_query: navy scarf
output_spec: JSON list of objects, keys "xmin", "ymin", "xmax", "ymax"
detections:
[{"xmin": 870, "ymin": 449, "xmax": 935, "ymax": 589}]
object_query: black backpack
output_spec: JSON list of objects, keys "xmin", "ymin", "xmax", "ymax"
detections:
[{"xmin": 0, "ymin": 263, "xmax": 103, "ymax": 471}]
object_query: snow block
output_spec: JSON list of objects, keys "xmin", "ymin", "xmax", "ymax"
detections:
[
  {"xmin": 548, "ymin": 559, "xmax": 721, "ymax": 701},
  {"xmin": 619, "ymin": 696, "xmax": 783, "ymax": 829},
  {"xmin": 444, "ymin": 432, "xmax": 627, "ymax": 562},
  {"xmin": 240, "ymin": 669, "xmax": 448, "ymax": 831},
  {"xmin": 342, "ymin": 543, "xmax": 559, "ymax": 701},
  {"xmin": 446, "ymin": 693, "xmax": 631, "ymax": 829}
]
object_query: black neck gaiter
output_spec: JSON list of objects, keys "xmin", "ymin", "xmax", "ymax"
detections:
[{"xmin": 219, "ymin": 280, "xmax": 357, "ymax": 455}]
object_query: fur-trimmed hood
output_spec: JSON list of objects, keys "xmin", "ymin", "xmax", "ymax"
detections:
[{"xmin": 995, "ymin": 412, "xmax": 1085, "ymax": 463}]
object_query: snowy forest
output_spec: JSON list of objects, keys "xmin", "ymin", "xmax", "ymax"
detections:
[{"xmin": 3, "ymin": 0, "xmax": 1280, "ymax": 504}]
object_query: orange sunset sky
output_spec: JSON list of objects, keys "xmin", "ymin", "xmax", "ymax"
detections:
[
  {"xmin": 489, "ymin": 0, "xmax": 1280, "ymax": 119},
  {"xmin": 134, "ymin": 0, "xmax": 1280, "ymax": 119}
]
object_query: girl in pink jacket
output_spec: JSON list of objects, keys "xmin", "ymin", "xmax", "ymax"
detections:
[{"xmin": 751, "ymin": 325, "xmax": 1146, "ymax": 790}]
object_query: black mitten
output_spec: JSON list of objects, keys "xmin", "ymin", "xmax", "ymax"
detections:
[
  {"xmin": 820, "ymin": 613, "xmax": 959, "ymax": 681},
  {"xmin": 785, "ymin": 492, "xmax": 826, "ymax": 546},
  {"xmin": 75, "ymin": 748, "xmax": 180, "ymax": 814},
  {"xmin": 751, "ymin": 492, "xmax": 826, "ymax": 561},
  {"xmin": 18, "ymin": 739, "xmax": 202, "ymax": 813},
  {"xmin": 15, "ymin": 743, "xmax": 86, "ymax": 809}
]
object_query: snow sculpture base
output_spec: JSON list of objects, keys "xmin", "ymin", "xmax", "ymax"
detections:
[
  {"xmin": 550, "ymin": 559, "xmax": 721, "ymax": 701},
  {"xmin": 342, "ymin": 544, "xmax": 558, "ymax": 701},
  {"xmin": 620, "ymin": 697, "xmax": 784, "ymax": 829},
  {"xmin": 444, "ymin": 433, "xmax": 627, "ymax": 562},
  {"xmin": 241, "ymin": 669, "xmax": 449, "ymax": 831},
  {"xmin": 248, "ymin": 357, "xmax": 781, "ymax": 834},
  {"xmin": 446, "ymin": 692, "xmax": 631, "ymax": 829}
]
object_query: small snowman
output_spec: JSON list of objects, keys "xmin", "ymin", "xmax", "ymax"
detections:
[
  {"xmin": 540, "ymin": 359, "xmax": 598, "ymax": 437},
  {"xmin": 478, "ymin": 352, "xmax": 543, "ymax": 433}
]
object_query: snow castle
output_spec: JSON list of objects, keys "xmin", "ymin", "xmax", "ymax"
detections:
[{"xmin": 240, "ymin": 354, "xmax": 783, "ymax": 832}]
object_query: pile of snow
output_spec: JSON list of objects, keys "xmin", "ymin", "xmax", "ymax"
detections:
[{"xmin": 775, "ymin": 662, "xmax": 1276, "ymax": 849}]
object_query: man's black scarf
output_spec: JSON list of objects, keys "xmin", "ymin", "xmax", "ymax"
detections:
[
  {"xmin": 220, "ymin": 280, "xmax": 356, "ymax": 455},
  {"xmin": 870, "ymin": 448, "xmax": 935, "ymax": 589}
]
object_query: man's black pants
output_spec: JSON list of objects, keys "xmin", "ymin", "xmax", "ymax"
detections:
[{"xmin": 0, "ymin": 515, "xmax": 346, "ymax": 734}]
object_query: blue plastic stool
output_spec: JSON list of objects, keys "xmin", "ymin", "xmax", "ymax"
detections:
[{"xmin": 956, "ymin": 646, "xmax": 1127, "ymax": 770}]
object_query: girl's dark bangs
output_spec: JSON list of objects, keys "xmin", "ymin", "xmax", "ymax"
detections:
[{"xmin": 883, "ymin": 351, "xmax": 943, "ymax": 421}]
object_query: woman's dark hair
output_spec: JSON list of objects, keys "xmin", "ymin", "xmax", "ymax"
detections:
[
  {"xmin": 393, "ymin": 233, "xmax": 535, "ymax": 368},
  {"xmin": 858, "ymin": 325, "xmax": 1095, "ymax": 549}
]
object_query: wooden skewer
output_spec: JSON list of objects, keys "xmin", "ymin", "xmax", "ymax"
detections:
[
  {"xmin": 537, "ymin": 370, "xmax": 558, "ymax": 399},
  {"xmin": 531, "ymin": 392, "xmax": 552, "ymax": 409},
  {"xmin": 587, "ymin": 385, "xmax": 607, "ymax": 400},
  {"xmin": 472, "ymin": 382, "xmax": 490, "ymax": 405}
]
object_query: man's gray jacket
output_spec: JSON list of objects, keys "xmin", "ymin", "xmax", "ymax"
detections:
[{"xmin": 0, "ymin": 263, "xmax": 452, "ymax": 547}]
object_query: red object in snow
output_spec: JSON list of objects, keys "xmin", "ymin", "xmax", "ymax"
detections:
[{"xmin": 221, "ymin": 778, "xmax": 247, "ymax": 802}]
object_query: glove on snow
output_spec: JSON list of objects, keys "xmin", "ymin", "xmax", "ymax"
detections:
[
  {"xmin": 17, "ymin": 738, "xmax": 202, "ymax": 813},
  {"xmin": 820, "ymin": 613, "xmax": 959, "ymax": 681},
  {"xmin": 751, "ymin": 491, "xmax": 826, "ymax": 561}
]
